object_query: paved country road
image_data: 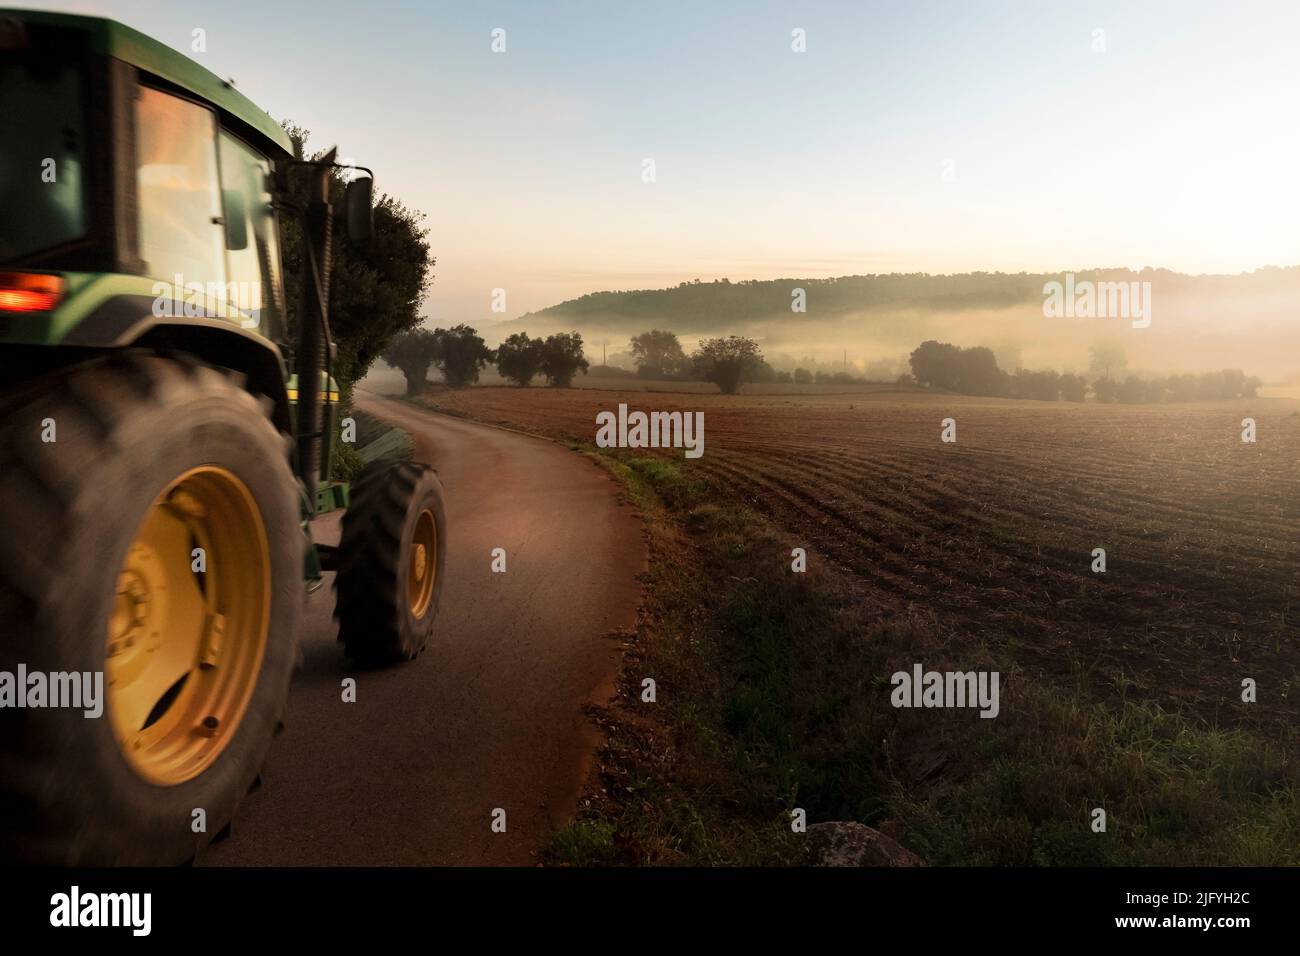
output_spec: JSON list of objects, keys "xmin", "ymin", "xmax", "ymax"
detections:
[{"xmin": 204, "ymin": 392, "xmax": 644, "ymax": 865}]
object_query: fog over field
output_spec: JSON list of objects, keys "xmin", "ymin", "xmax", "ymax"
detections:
[{"xmin": 480, "ymin": 267, "xmax": 1300, "ymax": 383}]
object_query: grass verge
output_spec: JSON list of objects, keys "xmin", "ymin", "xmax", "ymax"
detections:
[{"xmin": 548, "ymin": 451, "xmax": 1300, "ymax": 866}]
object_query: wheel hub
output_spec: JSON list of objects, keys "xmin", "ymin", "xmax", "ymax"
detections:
[
  {"xmin": 406, "ymin": 508, "xmax": 436, "ymax": 618},
  {"xmin": 104, "ymin": 467, "xmax": 271, "ymax": 786}
]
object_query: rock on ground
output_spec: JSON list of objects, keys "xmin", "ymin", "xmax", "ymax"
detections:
[{"xmin": 806, "ymin": 822, "xmax": 926, "ymax": 867}]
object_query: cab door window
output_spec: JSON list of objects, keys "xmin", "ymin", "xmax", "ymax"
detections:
[
  {"xmin": 135, "ymin": 86, "xmax": 224, "ymax": 289},
  {"xmin": 218, "ymin": 131, "xmax": 282, "ymax": 337}
]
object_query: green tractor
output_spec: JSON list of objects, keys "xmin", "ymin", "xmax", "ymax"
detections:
[{"xmin": 0, "ymin": 10, "xmax": 446, "ymax": 864}]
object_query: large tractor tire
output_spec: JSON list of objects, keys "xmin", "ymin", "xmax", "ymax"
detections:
[
  {"xmin": 0, "ymin": 353, "xmax": 302, "ymax": 865},
  {"xmin": 334, "ymin": 459, "xmax": 446, "ymax": 666}
]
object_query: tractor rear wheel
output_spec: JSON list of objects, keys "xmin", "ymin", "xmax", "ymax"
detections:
[
  {"xmin": 334, "ymin": 459, "xmax": 446, "ymax": 665},
  {"xmin": 0, "ymin": 353, "xmax": 301, "ymax": 864}
]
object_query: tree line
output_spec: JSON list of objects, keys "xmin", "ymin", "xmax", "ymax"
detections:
[
  {"xmin": 382, "ymin": 327, "xmax": 589, "ymax": 394},
  {"xmin": 908, "ymin": 340, "xmax": 1261, "ymax": 403},
  {"xmin": 617, "ymin": 329, "xmax": 777, "ymax": 393},
  {"xmin": 383, "ymin": 326, "xmax": 775, "ymax": 395}
]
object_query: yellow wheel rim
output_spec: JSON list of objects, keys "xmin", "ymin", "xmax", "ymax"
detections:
[
  {"xmin": 407, "ymin": 507, "xmax": 436, "ymax": 619},
  {"xmin": 105, "ymin": 466, "xmax": 270, "ymax": 786}
]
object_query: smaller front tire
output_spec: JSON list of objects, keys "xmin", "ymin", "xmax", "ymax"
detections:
[{"xmin": 334, "ymin": 460, "xmax": 446, "ymax": 665}]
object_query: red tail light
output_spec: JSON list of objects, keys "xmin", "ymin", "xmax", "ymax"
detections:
[{"xmin": 0, "ymin": 273, "xmax": 64, "ymax": 313}]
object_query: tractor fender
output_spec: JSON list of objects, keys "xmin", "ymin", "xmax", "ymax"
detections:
[{"xmin": 60, "ymin": 293, "xmax": 294, "ymax": 434}]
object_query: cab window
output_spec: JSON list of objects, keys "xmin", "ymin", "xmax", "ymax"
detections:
[
  {"xmin": 218, "ymin": 131, "xmax": 283, "ymax": 338},
  {"xmin": 0, "ymin": 55, "xmax": 88, "ymax": 263},
  {"xmin": 135, "ymin": 86, "xmax": 224, "ymax": 289}
]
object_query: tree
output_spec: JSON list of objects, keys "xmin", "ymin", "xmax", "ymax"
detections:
[
  {"xmin": 1011, "ymin": 368, "xmax": 1061, "ymax": 401},
  {"xmin": 382, "ymin": 328, "xmax": 441, "ymax": 396},
  {"xmin": 951, "ymin": 346, "xmax": 1007, "ymax": 396},
  {"xmin": 793, "ymin": 367, "xmax": 813, "ymax": 385},
  {"xmin": 1143, "ymin": 377, "xmax": 1169, "ymax": 404},
  {"xmin": 1088, "ymin": 342, "xmax": 1127, "ymax": 381},
  {"xmin": 433, "ymin": 324, "xmax": 493, "ymax": 387},
  {"xmin": 909, "ymin": 340, "xmax": 1007, "ymax": 396},
  {"xmin": 539, "ymin": 331, "xmax": 590, "ymax": 387},
  {"xmin": 1059, "ymin": 373, "xmax": 1087, "ymax": 402},
  {"xmin": 495, "ymin": 332, "xmax": 543, "ymax": 386},
  {"xmin": 1117, "ymin": 375, "xmax": 1146, "ymax": 404},
  {"xmin": 1092, "ymin": 377, "xmax": 1118, "ymax": 403},
  {"xmin": 693, "ymin": 336, "xmax": 763, "ymax": 394},
  {"xmin": 1168, "ymin": 373, "xmax": 1199, "ymax": 402},
  {"xmin": 1196, "ymin": 372, "xmax": 1226, "ymax": 401},
  {"xmin": 1219, "ymin": 369, "xmax": 1255, "ymax": 399},
  {"xmin": 629, "ymin": 329, "xmax": 688, "ymax": 378},
  {"xmin": 909, "ymin": 340, "xmax": 961, "ymax": 389},
  {"xmin": 280, "ymin": 124, "xmax": 434, "ymax": 403},
  {"xmin": 749, "ymin": 358, "xmax": 782, "ymax": 383}
]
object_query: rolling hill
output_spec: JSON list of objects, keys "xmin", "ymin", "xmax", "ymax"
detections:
[{"xmin": 494, "ymin": 267, "xmax": 1300, "ymax": 379}]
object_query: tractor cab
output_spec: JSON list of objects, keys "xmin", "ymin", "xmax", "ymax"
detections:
[
  {"xmin": 0, "ymin": 10, "xmax": 292, "ymax": 344},
  {"xmin": 0, "ymin": 8, "xmax": 376, "ymax": 505}
]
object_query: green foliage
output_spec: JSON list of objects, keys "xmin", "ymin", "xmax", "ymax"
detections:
[
  {"xmin": 1010, "ymin": 368, "xmax": 1061, "ymax": 401},
  {"xmin": 909, "ymin": 340, "xmax": 1005, "ymax": 396},
  {"xmin": 538, "ymin": 330, "xmax": 590, "ymax": 387},
  {"xmin": 1096, "ymin": 369, "xmax": 1260, "ymax": 404},
  {"xmin": 910, "ymin": 338, "xmax": 1258, "ymax": 404},
  {"xmin": 629, "ymin": 329, "xmax": 688, "ymax": 377},
  {"xmin": 692, "ymin": 335, "xmax": 763, "ymax": 394},
  {"xmin": 900, "ymin": 688, "xmax": 1300, "ymax": 866},
  {"xmin": 548, "ymin": 818, "xmax": 619, "ymax": 866},
  {"xmin": 331, "ymin": 436, "xmax": 367, "ymax": 483},
  {"xmin": 330, "ymin": 408, "xmax": 412, "ymax": 481},
  {"xmin": 495, "ymin": 331, "xmax": 544, "ymax": 386},
  {"xmin": 744, "ymin": 358, "xmax": 791, "ymax": 384},
  {"xmin": 1059, "ymin": 372, "xmax": 1088, "ymax": 402},
  {"xmin": 433, "ymin": 324, "xmax": 493, "ymax": 387},
  {"xmin": 382, "ymin": 327, "xmax": 440, "ymax": 395},
  {"xmin": 1117, "ymin": 375, "xmax": 1146, "ymax": 404},
  {"xmin": 280, "ymin": 123, "xmax": 433, "ymax": 401}
]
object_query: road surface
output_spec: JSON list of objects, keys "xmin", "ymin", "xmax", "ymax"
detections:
[{"xmin": 204, "ymin": 392, "xmax": 644, "ymax": 865}]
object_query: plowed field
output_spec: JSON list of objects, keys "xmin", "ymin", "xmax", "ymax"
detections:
[{"xmin": 415, "ymin": 384, "xmax": 1300, "ymax": 727}]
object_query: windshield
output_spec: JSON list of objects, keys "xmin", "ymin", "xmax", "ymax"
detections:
[{"xmin": 0, "ymin": 54, "xmax": 89, "ymax": 263}]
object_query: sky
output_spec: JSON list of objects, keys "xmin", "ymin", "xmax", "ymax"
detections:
[{"xmin": 23, "ymin": 0, "xmax": 1300, "ymax": 327}]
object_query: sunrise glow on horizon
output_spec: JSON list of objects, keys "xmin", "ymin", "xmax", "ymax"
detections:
[{"xmin": 25, "ymin": 0, "xmax": 1300, "ymax": 321}]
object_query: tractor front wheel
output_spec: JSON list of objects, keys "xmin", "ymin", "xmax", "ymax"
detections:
[{"xmin": 334, "ymin": 459, "xmax": 446, "ymax": 665}]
